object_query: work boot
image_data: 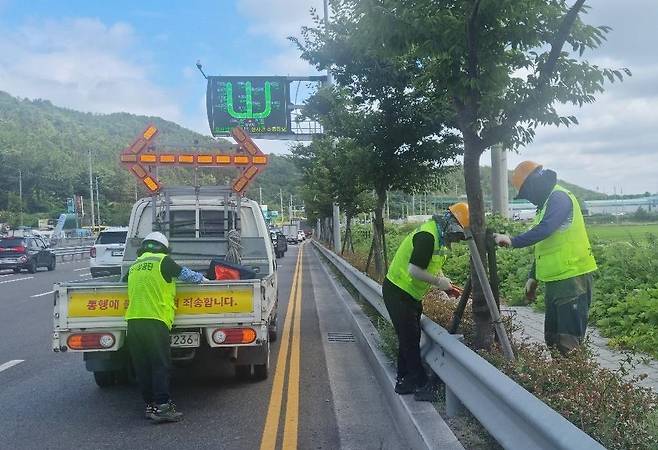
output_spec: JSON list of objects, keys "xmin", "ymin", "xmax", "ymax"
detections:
[
  {"xmin": 144, "ymin": 402, "xmax": 156, "ymax": 419},
  {"xmin": 394, "ymin": 377, "xmax": 417, "ymax": 395},
  {"xmin": 414, "ymin": 380, "xmax": 438, "ymax": 402},
  {"xmin": 151, "ymin": 401, "xmax": 183, "ymax": 423}
]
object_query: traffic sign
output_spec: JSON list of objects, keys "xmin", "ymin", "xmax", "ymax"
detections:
[
  {"xmin": 206, "ymin": 76, "xmax": 290, "ymax": 136},
  {"xmin": 120, "ymin": 125, "xmax": 268, "ymax": 194}
]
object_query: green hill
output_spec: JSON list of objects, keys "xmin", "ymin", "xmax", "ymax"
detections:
[{"xmin": 0, "ymin": 91, "xmax": 302, "ymax": 226}]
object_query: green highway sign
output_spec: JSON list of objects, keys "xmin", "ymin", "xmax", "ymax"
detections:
[{"xmin": 207, "ymin": 76, "xmax": 290, "ymax": 136}]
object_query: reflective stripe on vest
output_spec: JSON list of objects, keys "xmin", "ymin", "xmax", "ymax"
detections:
[
  {"xmin": 386, "ymin": 219, "xmax": 447, "ymax": 301},
  {"xmin": 534, "ymin": 185, "xmax": 597, "ymax": 282},
  {"xmin": 126, "ymin": 252, "xmax": 177, "ymax": 329}
]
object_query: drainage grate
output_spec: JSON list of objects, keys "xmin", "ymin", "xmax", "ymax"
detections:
[{"xmin": 327, "ymin": 332, "xmax": 356, "ymax": 343}]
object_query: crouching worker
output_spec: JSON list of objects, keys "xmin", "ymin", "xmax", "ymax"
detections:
[
  {"xmin": 383, "ymin": 203, "xmax": 469, "ymax": 402},
  {"xmin": 123, "ymin": 232, "xmax": 208, "ymax": 423}
]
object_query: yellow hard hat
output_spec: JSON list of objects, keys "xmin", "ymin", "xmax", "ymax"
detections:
[
  {"xmin": 512, "ymin": 161, "xmax": 542, "ymax": 191},
  {"xmin": 448, "ymin": 202, "xmax": 470, "ymax": 229}
]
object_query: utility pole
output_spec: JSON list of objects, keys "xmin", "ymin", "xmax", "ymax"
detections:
[
  {"xmin": 259, "ymin": 186, "xmax": 263, "ymax": 206},
  {"xmin": 324, "ymin": 0, "xmax": 341, "ymax": 252},
  {"xmin": 279, "ymin": 189, "xmax": 284, "ymax": 225},
  {"xmin": 289, "ymin": 194, "xmax": 293, "ymax": 224},
  {"xmin": 491, "ymin": 144, "xmax": 509, "ymax": 217},
  {"xmin": 18, "ymin": 169, "xmax": 23, "ymax": 227},
  {"xmin": 88, "ymin": 149, "xmax": 95, "ymax": 231},
  {"xmin": 95, "ymin": 177, "xmax": 101, "ymax": 226},
  {"xmin": 412, "ymin": 194, "xmax": 415, "ymax": 216}
]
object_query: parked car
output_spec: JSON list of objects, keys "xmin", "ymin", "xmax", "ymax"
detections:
[
  {"xmin": 0, "ymin": 236, "xmax": 56, "ymax": 273},
  {"xmin": 89, "ymin": 227, "xmax": 128, "ymax": 277},
  {"xmin": 297, "ymin": 230, "xmax": 305, "ymax": 242}
]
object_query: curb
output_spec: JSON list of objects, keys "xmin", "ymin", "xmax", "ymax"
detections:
[{"xmin": 314, "ymin": 245, "xmax": 464, "ymax": 450}]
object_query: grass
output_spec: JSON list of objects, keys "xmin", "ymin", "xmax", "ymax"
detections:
[{"xmin": 587, "ymin": 223, "xmax": 658, "ymax": 242}]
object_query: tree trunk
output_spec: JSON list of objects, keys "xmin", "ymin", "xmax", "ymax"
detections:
[
  {"xmin": 372, "ymin": 190, "xmax": 387, "ymax": 278},
  {"xmin": 342, "ymin": 214, "xmax": 352, "ymax": 255},
  {"xmin": 463, "ymin": 145, "xmax": 494, "ymax": 350}
]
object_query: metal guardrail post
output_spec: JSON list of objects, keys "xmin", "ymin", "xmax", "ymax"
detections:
[{"xmin": 312, "ymin": 241, "xmax": 605, "ymax": 450}]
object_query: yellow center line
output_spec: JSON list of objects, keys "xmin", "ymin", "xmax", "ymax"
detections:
[
  {"xmin": 282, "ymin": 244, "xmax": 303, "ymax": 448},
  {"xmin": 259, "ymin": 244, "xmax": 303, "ymax": 450}
]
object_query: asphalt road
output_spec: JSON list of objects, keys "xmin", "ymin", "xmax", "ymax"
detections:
[{"xmin": 0, "ymin": 243, "xmax": 406, "ymax": 450}]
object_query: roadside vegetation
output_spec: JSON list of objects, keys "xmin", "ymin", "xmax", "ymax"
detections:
[{"xmin": 329, "ymin": 220, "xmax": 658, "ymax": 449}]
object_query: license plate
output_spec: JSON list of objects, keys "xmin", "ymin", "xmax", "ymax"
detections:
[
  {"xmin": 170, "ymin": 332, "xmax": 200, "ymax": 348},
  {"xmin": 111, "ymin": 250, "xmax": 124, "ymax": 257}
]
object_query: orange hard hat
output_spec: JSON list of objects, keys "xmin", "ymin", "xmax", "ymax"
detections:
[
  {"xmin": 448, "ymin": 202, "xmax": 469, "ymax": 229},
  {"xmin": 512, "ymin": 161, "xmax": 542, "ymax": 191}
]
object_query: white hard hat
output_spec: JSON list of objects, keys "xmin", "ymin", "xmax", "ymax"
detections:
[{"xmin": 143, "ymin": 231, "xmax": 169, "ymax": 249}]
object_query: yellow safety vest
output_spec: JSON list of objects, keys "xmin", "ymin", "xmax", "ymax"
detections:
[
  {"xmin": 534, "ymin": 185, "xmax": 597, "ymax": 282},
  {"xmin": 126, "ymin": 252, "xmax": 176, "ymax": 329},
  {"xmin": 386, "ymin": 219, "xmax": 447, "ymax": 301}
]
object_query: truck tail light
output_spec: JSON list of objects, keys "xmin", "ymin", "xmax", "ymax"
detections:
[
  {"xmin": 212, "ymin": 328, "xmax": 256, "ymax": 345},
  {"xmin": 67, "ymin": 333, "xmax": 115, "ymax": 350},
  {"xmin": 90, "ymin": 247, "xmax": 96, "ymax": 258}
]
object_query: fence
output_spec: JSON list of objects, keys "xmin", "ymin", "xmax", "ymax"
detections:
[{"xmin": 312, "ymin": 241, "xmax": 604, "ymax": 450}]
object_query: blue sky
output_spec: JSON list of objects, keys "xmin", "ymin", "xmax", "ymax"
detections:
[
  {"xmin": 1, "ymin": 0, "xmax": 657, "ymax": 193},
  {"xmin": 0, "ymin": 0, "xmax": 322, "ymax": 144}
]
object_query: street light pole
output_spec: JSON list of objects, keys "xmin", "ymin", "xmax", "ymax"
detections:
[
  {"xmin": 95, "ymin": 177, "xmax": 101, "ymax": 226},
  {"xmin": 88, "ymin": 149, "xmax": 95, "ymax": 231},
  {"xmin": 18, "ymin": 169, "xmax": 23, "ymax": 227}
]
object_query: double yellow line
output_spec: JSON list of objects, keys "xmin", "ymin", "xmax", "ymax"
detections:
[{"xmin": 260, "ymin": 243, "xmax": 304, "ymax": 450}]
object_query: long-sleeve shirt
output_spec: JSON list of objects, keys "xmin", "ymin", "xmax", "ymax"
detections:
[{"xmin": 511, "ymin": 191, "xmax": 572, "ymax": 249}]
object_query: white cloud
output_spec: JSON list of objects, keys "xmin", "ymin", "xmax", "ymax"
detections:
[
  {"xmin": 236, "ymin": 0, "xmax": 321, "ymax": 75},
  {"xmin": 237, "ymin": 0, "xmax": 323, "ymax": 40},
  {"xmin": 0, "ymin": 17, "xmax": 181, "ymax": 121}
]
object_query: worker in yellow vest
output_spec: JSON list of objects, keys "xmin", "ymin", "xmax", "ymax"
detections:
[
  {"xmin": 384, "ymin": 203, "xmax": 469, "ymax": 402},
  {"xmin": 494, "ymin": 161, "xmax": 597, "ymax": 355},
  {"xmin": 124, "ymin": 232, "xmax": 207, "ymax": 423}
]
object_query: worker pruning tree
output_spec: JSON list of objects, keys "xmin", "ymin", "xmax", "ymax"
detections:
[
  {"xmin": 291, "ymin": 22, "xmax": 460, "ymax": 276},
  {"xmin": 291, "ymin": 136, "xmax": 374, "ymax": 254},
  {"xmin": 352, "ymin": 0, "xmax": 628, "ymax": 349}
]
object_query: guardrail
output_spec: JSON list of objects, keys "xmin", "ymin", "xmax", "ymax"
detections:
[
  {"xmin": 312, "ymin": 241, "xmax": 605, "ymax": 450},
  {"xmin": 52, "ymin": 246, "xmax": 91, "ymax": 262}
]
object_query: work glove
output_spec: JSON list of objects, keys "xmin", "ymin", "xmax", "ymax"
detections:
[
  {"xmin": 446, "ymin": 284, "xmax": 463, "ymax": 298},
  {"xmin": 201, "ymin": 276, "xmax": 211, "ymax": 283},
  {"xmin": 433, "ymin": 276, "xmax": 453, "ymax": 291},
  {"xmin": 524, "ymin": 278, "xmax": 538, "ymax": 302},
  {"xmin": 493, "ymin": 233, "xmax": 512, "ymax": 247}
]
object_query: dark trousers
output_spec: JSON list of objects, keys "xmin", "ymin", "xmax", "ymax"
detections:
[
  {"xmin": 127, "ymin": 319, "xmax": 171, "ymax": 405},
  {"xmin": 544, "ymin": 273, "xmax": 593, "ymax": 355},
  {"xmin": 382, "ymin": 278, "xmax": 426, "ymax": 385}
]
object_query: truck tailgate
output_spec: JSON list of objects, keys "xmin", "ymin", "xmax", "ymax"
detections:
[{"xmin": 55, "ymin": 281, "xmax": 262, "ymax": 330}]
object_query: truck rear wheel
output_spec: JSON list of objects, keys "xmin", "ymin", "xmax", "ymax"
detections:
[
  {"xmin": 253, "ymin": 341, "xmax": 270, "ymax": 381},
  {"xmin": 93, "ymin": 371, "xmax": 116, "ymax": 387},
  {"xmin": 268, "ymin": 316, "xmax": 278, "ymax": 343}
]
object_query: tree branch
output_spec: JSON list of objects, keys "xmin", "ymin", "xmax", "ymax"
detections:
[
  {"xmin": 481, "ymin": 0, "xmax": 587, "ymax": 149},
  {"xmin": 538, "ymin": 0, "xmax": 587, "ymax": 88}
]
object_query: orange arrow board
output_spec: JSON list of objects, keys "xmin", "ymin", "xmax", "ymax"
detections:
[
  {"xmin": 231, "ymin": 127, "xmax": 266, "ymax": 193},
  {"xmin": 120, "ymin": 125, "xmax": 267, "ymax": 194}
]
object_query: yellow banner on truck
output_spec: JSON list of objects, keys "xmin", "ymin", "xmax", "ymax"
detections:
[{"xmin": 67, "ymin": 287, "xmax": 254, "ymax": 318}]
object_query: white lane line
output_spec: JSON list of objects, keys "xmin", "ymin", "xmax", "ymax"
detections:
[
  {"xmin": 0, "ymin": 276, "xmax": 33, "ymax": 285},
  {"xmin": 0, "ymin": 360, "xmax": 24, "ymax": 373},
  {"xmin": 74, "ymin": 267, "xmax": 90, "ymax": 272},
  {"xmin": 79, "ymin": 273, "xmax": 91, "ymax": 277},
  {"xmin": 31, "ymin": 290, "xmax": 55, "ymax": 298},
  {"xmin": 0, "ymin": 274, "xmax": 12, "ymax": 278}
]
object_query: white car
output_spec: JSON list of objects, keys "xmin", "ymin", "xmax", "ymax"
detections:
[
  {"xmin": 297, "ymin": 230, "xmax": 305, "ymax": 242},
  {"xmin": 89, "ymin": 227, "xmax": 128, "ymax": 277}
]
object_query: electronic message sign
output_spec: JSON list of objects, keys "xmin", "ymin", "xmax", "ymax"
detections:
[{"xmin": 206, "ymin": 76, "xmax": 290, "ymax": 136}]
